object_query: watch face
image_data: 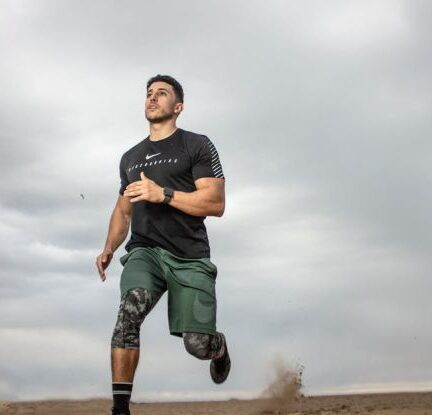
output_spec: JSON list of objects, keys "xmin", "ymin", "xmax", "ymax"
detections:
[{"xmin": 164, "ymin": 187, "xmax": 174, "ymax": 197}]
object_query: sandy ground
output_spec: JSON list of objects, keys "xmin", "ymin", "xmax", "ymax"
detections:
[{"xmin": 1, "ymin": 392, "xmax": 432, "ymax": 415}]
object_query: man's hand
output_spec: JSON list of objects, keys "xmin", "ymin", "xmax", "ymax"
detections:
[
  {"xmin": 124, "ymin": 172, "xmax": 164, "ymax": 203},
  {"xmin": 96, "ymin": 249, "xmax": 114, "ymax": 282}
]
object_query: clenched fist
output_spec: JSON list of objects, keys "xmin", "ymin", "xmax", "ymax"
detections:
[{"xmin": 123, "ymin": 172, "xmax": 164, "ymax": 203}]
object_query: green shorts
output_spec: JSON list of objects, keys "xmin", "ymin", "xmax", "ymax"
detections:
[{"xmin": 119, "ymin": 246, "xmax": 218, "ymax": 337}]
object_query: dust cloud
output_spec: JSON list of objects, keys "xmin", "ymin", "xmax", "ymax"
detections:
[{"xmin": 256, "ymin": 357, "xmax": 304, "ymax": 414}]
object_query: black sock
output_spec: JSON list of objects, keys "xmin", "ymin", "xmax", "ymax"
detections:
[{"xmin": 112, "ymin": 382, "xmax": 133, "ymax": 411}]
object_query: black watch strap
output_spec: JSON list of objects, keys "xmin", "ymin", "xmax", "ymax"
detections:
[{"xmin": 163, "ymin": 187, "xmax": 174, "ymax": 203}]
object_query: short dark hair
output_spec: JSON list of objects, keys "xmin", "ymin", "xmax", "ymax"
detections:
[{"xmin": 147, "ymin": 74, "xmax": 184, "ymax": 103}]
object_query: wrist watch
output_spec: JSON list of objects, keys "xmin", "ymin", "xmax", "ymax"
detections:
[{"xmin": 163, "ymin": 187, "xmax": 174, "ymax": 203}]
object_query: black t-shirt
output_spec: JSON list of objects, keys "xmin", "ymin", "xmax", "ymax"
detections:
[{"xmin": 119, "ymin": 128, "xmax": 225, "ymax": 258}]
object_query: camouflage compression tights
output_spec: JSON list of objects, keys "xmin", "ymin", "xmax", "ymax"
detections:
[
  {"xmin": 111, "ymin": 288, "xmax": 155, "ymax": 349},
  {"xmin": 111, "ymin": 288, "xmax": 224, "ymax": 359},
  {"xmin": 183, "ymin": 332, "xmax": 224, "ymax": 360}
]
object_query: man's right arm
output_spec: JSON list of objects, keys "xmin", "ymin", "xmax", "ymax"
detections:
[{"xmin": 96, "ymin": 195, "xmax": 132, "ymax": 281}]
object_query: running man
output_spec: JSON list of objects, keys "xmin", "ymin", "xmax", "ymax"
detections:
[{"xmin": 96, "ymin": 75, "xmax": 231, "ymax": 415}]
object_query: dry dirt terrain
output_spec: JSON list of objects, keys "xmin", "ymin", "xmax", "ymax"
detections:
[{"xmin": 1, "ymin": 392, "xmax": 432, "ymax": 415}]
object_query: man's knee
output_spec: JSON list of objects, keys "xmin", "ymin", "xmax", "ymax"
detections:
[
  {"xmin": 111, "ymin": 288, "xmax": 154, "ymax": 349},
  {"xmin": 183, "ymin": 332, "xmax": 212, "ymax": 360}
]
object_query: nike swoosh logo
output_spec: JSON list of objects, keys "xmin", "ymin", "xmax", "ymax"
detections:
[{"xmin": 146, "ymin": 152, "xmax": 161, "ymax": 160}]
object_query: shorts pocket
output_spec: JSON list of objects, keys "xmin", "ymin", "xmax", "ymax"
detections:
[
  {"xmin": 202, "ymin": 258, "xmax": 218, "ymax": 279},
  {"xmin": 120, "ymin": 252, "xmax": 131, "ymax": 266},
  {"xmin": 119, "ymin": 248, "xmax": 144, "ymax": 266}
]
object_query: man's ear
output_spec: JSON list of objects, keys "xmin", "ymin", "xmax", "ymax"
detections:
[{"xmin": 174, "ymin": 102, "xmax": 184, "ymax": 114}]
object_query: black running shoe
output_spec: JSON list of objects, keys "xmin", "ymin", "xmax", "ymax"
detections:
[
  {"xmin": 210, "ymin": 333, "xmax": 231, "ymax": 384},
  {"xmin": 111, "ymin": 407, "xmax": 130, "ymax": 415}
]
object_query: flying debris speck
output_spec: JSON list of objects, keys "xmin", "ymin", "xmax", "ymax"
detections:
[{"xmin": 80, "ymin": 194, "xmax": 85, "ymax": 200}]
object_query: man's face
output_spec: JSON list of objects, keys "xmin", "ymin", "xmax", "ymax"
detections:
[{"xmin": 145, "ymin": 81, "xmax": 183, "ymax": 123}]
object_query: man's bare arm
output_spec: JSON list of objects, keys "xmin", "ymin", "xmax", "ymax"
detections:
[
  {"xmin": 104, "ymin": 195, "xmax": 132, "ymax": 251},
  {"xmin": 167, "ymin": 177, "xmax": 225, "ymax": 217},
  {"xmin": 124, "ymin": 174, "xmax": 225, "ymax": 217},
  {"xmin": 96, "ymin": 195, "xmax": 132, "ymax": 281}
]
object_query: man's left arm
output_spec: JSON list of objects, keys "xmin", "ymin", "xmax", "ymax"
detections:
[
  {"xmin": 123, "ymin": 173, "xmax": 225, "ymax": 217},
  {"xmin": 168, "ymin": 177, "xmax": 225, "ymax": 217}
]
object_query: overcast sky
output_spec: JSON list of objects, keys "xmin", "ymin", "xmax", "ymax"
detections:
[{"xmin": 1, "ymin": 0, "xmax": 431, "ymax": 402}]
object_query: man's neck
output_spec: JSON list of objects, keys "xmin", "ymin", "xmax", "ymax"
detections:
[{"xmin": 149, "ymin": 121, "xmax": 178, "ymax": 141}]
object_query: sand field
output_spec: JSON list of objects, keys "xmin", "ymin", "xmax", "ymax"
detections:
[{"xmin": 1, "ymin": 392, "xmax": 432, "ymax": 415}]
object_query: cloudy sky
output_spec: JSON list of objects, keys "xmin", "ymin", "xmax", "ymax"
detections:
[{"xmin": 1, "ymin": 0, "xmax": 431, "ymax": 402}]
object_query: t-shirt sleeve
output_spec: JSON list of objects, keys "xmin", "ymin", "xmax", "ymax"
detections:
[
  {"xmin": 119, "ymin": 153, "xmax": 129, "ymax": 195},
  {"xmin": 191, "ymin": 136, "xmax": 225, "ymax": 181}
]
